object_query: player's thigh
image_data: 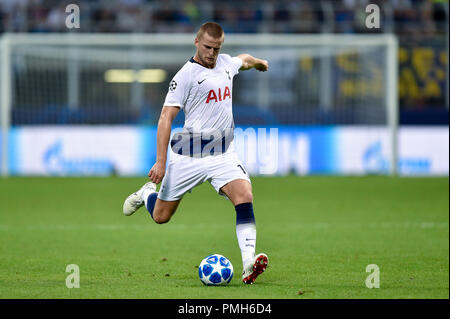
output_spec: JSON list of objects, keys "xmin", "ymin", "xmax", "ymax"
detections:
[
  {"xmin": 158, "ymin": 154, "xmax": 207, "ymax": 202},
  {"xmin": 220, "ymin": 179, "xmax": 253, "ymax": 206}
]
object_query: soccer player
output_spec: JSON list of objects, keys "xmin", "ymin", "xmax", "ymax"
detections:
[{"xmin": 123, "ymin": 22, "xmax": 269, "ymax": 284}]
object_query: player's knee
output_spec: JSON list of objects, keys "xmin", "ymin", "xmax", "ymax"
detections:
[
  {"xmin": 152, "ymin": 208, "xmax": 173, "ymax": 224},
  {"xmin": 153, "ymin": 213, "xmax": 171, "ymax": 224}
]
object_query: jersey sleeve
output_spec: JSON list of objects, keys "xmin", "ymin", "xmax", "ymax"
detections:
[
  {"xmin": 163, "ymin": 67, "xmax": 191, "ymax": 110},
  {"xmin": 221, "ymin": 54, "xmax": 243, "ymax": 77}
]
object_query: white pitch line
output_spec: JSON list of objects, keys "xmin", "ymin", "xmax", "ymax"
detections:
[{"xmin": 0, "ymin": 222, "xmax": 447, "ymax": 231}]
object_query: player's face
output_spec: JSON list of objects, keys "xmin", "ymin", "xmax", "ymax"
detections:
[{"xmin": 194, "ymin": 33, "xmax": 224, "ymax": 69}]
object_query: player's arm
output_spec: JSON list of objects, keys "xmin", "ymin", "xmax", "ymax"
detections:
[
  {"xmin": 237, "ymin": 54, "xmax": 269, "ymax": 72},
  {"xmin": 148, "ymin": 106, "xmax": 180, "ymax": 184}
]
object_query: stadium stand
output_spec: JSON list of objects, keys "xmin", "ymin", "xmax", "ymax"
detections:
[{"xmin": 0, "ymin": 0, "xmax": 448, "ymax": 125}]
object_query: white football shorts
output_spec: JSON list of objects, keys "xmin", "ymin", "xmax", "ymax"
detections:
[{"xmin": 157, "ymin": 143, "xmax": 251, "ymax": 201}]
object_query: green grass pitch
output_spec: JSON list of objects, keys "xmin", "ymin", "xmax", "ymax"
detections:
[{"xmin": 0, "ymin": 176, "xmax": 448, "ymax": 299}]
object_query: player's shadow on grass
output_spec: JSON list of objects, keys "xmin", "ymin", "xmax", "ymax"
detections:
[{"xmin": 184, "ymin": 282, "xmax": 270, "ymax": 288}]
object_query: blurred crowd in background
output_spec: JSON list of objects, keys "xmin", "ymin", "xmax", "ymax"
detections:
[
  {"xmin": 0, "ymin": 0, "xmax": 447, "ymax": 35},
  {"xmin": 0, "ymin": 0, "xmax": 448, "ymax": 124}
]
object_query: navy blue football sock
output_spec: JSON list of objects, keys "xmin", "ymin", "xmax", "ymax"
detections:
[
  {"xmin": 145, "ymin": 192, "xmax": 158, "ymax": 219},
  {"xmin": 235, "ymin": 202, "xmax": 256, "ymax": 225}
]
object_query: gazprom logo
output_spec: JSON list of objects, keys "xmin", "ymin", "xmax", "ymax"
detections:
[
  {"xmin": 363, "ymin": 141, "xmax": 431, "ymax": 175},
  {"xmin": 363, "ymin": 141, "xmax": 389, "ymax": 173},
  {"xmin": 43, "ymin": 140, "xmax": 114, "ymax": 175}
]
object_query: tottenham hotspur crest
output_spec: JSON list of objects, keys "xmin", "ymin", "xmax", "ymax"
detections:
[{"xmin": 169, "ymin": 80, "xmax": 177, "ymax": 91}]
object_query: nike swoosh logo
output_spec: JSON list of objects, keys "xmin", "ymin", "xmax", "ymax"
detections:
[
  {"xmin": 198, "ymin": 79, "xmax": 206, "ymax": 84},
  {"xmin": 245, "ymin": 238, "xmax": 255, "ymax": 241}
]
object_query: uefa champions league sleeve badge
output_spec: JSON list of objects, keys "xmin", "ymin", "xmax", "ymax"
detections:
[{"xmin": 169, "ymin": 80, "xmax": 177, "ymax": 91}]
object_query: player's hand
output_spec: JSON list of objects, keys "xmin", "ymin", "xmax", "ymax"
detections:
[
  {"xmin": 255, "ymin": 59, "xmax": 268, "ymax": 72},
  {"xmin": 148, "ymin": 162, "xmax": 165, "ymax": 184}
]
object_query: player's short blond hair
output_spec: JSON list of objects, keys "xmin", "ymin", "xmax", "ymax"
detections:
[{"xmin": 196, "ymin": 22, "xmax": 224, "ymax": 40}]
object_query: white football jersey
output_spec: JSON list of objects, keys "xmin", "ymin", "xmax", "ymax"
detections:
[{"xmin": 164, "ymin": 53, "xmax": 242, "ymax": 134}]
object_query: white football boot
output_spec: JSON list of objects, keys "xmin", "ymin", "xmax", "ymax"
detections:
[
  {"xmin": 122, "ymin": 182, "xmax": 156, "ymax": 216},
  {"xmin": 242, "ymin": 253, "xmax": 269, "ymax": 284}
]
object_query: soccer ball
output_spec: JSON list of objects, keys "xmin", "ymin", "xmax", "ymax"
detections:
[{"xmin": 198, "ymin": 254, "xmax": 234, "ymax": 286}]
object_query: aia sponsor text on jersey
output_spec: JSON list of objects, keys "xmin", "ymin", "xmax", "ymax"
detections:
[{"xmin": 206, "ymin": 86, "xmax": 231, "ymax": 103}]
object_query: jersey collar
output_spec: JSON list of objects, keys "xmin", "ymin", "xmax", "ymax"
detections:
[{"xmin": 189, "ymin": 57, "xmax": 215, "ymax": 69}]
